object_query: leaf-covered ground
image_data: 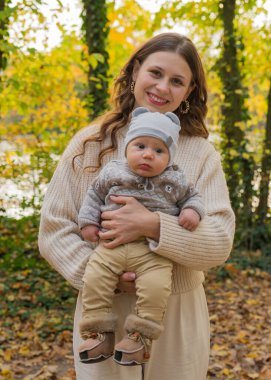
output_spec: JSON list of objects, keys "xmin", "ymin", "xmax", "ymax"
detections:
[
  {"xmin": 0, "ymin": 269, "xmax": 77, "ymax": 380},
  {"xmin": 206, "ymin": 265, "xmax": 271, "ymax": 379},
  {"xmin": 0, "ymin": 265, "xmax": 271, "ymax": 380}
]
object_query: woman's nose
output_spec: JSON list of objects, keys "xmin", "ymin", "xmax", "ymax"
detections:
[{"xmin": 156, "ymin": 79, "xmax": 170, "ymax": 93}]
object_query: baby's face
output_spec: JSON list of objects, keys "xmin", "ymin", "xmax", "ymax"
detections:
[{"xmin": 126, "ymin": 136, "xmax": 169, "ymax": 177}]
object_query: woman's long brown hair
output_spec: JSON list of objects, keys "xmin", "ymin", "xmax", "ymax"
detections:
[{"xmin": 73, "ymin": 33, "xmax": 209, "ymax": 171}]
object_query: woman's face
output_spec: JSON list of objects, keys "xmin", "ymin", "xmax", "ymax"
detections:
[{"xmin": 132, "ymin": 51, "xmax": 193, "ymax": 114}]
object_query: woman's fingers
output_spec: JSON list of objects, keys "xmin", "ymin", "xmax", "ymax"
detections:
[
  {"xmin": 101, "ymin": 237, "xmax": 122, "ymax": 249},
  {"xmin": 121, "ymin": 272, "xmax": 136, "ymax": 281},
  {"xmin": 116, "ymin": 272, "xmax": 136, "ymax": 293},
  {"xmin": 99, "ymin": 196, "xmax": 160, "ymax": 247}
]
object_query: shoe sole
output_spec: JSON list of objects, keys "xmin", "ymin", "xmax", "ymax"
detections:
[
  {"xmin": 80, "ymin": 353, "xmax": 113, "ymax": 364},
  {"xmin": 113, "ymin": 358, "xmax": 142, "ymax": 366},
  {"xmin": 113, "ymin": 351, "xmax": 148, "ymax": 366}
]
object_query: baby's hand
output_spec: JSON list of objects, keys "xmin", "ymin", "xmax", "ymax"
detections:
[
  {"xmin": 178, "ymin": 209, "xmax": 200, "ymax": 231},
  {"xmin": 81, "ymin": 225, "xmax": 99, "ymax": 242}
]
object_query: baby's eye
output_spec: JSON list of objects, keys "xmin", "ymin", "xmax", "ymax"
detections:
[
  {"xmin": 156, "ymin": 148, "xmax": 163, "ymax": 154},
  {"xmin": 138, "ymin": 144, "xmax": 145, "ymax": 149}
]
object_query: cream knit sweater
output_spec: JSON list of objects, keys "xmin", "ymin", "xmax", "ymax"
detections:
[{"xmin": 38, "ymin": 124, "xmax": 235, "ymax": 294}]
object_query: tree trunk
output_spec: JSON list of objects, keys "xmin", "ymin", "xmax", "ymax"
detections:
[
  {"xmin": 0, "ymin": 0, "xmax": 10, "ymax": 73},
  {"xmin": 257, "ymin": 78, "xmax": 271, "ymax": 223},
  {"xmin": 81, "ymin": 0, "xmax": 110, "ymax": 120},
  {"xmin": 218, "ymin": 0, "xmax": 254, "ymax": 243}
]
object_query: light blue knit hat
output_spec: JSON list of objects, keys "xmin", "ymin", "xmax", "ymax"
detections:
[{"xmin": 124, "ymin": 107, "xmax": 181, "ymax": 166}]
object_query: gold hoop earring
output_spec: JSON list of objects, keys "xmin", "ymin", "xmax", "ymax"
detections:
[
  {"xmin": 130, "ymin": 81, "xmax": 135, "ymax": 94},
  {"xmin": 180, "ymin": 100, "xmax": 190, "ymax": 114}
]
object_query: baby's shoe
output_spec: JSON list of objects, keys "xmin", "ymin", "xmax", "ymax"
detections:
[
  {"xmin": 79, "ymin": 331, "xmax": 115, "ymax": 363},
  {"xmin": 114, "ymin": 331, "xmax": 152, "ymax": 365},
  {"xmin": 79, "ymin": 313, "xmax": 117, "ymax": 364},
  {"xmin": 113, "ymin": 314, "xmax": 164, "ymax": 366}
]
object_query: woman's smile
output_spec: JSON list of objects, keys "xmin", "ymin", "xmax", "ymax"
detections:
[{"xmin": 147, "ymin": 92, "xmax": 169, "ymax": 106}]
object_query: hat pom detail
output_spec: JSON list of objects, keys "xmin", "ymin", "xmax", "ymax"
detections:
[
  {"xmin": 165, "ymin": 112, "xmax": 180, "ymax": 125},
  {"xmin": 131, "ymin": 107, "xmax": 150, "ymax": 118}
]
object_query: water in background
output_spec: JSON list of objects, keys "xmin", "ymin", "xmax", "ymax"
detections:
[{"xmin": 0, "ymin": 141, "xmax": 47, "ymax": 219}]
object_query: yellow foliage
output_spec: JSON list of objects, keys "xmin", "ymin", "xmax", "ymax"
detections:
[
  {"xmin": 222, "ymin": 368, "xmax": 230, "ymax": 375},
  {"xmin": 3, "ymin": 350, "xmax": 12, "ymax": 362},
  {"xmin": 229, "ymin": 149, "xmax": 240, "ymax": 158},
  {"xmin": 107, "ymin": 0, "xmax": 152, "ymax": 80},
  {"xmin": 242, "ymin": 152, "xmax": 251, "ymax": 160},
  {"xmin": 18, "ymin": 345, "xmax": 30, "ymax": 356},
  {"xmin": 0, "ymin": 34, "xmax": 89, "ymax": 160},
  {"xmin": 0, "ymin": 365, "xmax": 13, "ymax": 380}
]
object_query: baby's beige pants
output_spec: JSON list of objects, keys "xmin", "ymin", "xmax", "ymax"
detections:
[{"xmin": 81, "ymin": 239, "xmax": 173, "ymax": 323}]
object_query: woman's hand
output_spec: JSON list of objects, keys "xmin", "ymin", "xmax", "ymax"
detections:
[
  {"xmin": 99, "ymin": 195, "xmax": 160, "ymax": 249},
  {"xmin": 115, "ymin": 272, "xmax": 136, "ymax": 294}
]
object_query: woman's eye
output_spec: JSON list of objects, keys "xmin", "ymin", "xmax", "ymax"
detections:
[
  {"xmin": 172, "ymin": 78, "xmax": 183, "ymax": 86},
  {"xmin": 150, "ymin": 70, "xmax": 161, "ymax": 77}
]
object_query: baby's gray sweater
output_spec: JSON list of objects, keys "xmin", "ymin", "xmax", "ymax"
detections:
[{"xmin": 78, "ymin": 160, "xmax": 205, "ymax": 229}]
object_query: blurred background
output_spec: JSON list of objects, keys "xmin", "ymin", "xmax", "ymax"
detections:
[{"xmin": 0, "ymin": 1, "xmax": 270, "ymax": 379}]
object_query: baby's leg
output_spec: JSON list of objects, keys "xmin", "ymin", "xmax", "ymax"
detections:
[
  {"xmin": 114, "ymin": 242, "xmax": 173, "ymax": 366},
  {"xmin": 81, "ymin": 246, "xmax": 122, "ymax": 319},
  {"xmin": 79, "ymin": 244, "xmax": 126, "ymax": 363},
  {"xmin": 134, "ymin": 253, "xmax": 173, "ymax": 323}
]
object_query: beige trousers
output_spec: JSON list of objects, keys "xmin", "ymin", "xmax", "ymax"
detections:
[
  {"xmin": 81, "ymin": 240, "xmax": 173, "ymax": 324},
  {"xmin": 73, "ymin": 285, "xmax": 210, "ymax": 380}
]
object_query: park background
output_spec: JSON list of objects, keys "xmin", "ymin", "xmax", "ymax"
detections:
[{"xmin": 0, "ymin": 0, "xmax": 271, "ymax": 379}]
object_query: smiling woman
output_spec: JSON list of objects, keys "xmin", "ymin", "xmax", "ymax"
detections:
[
  {"xmin": 39, "ymin": 33, "xmax": 234, "ymax": 380},
  {"xmin": 39, "ymin": 32, "xmax": 235, "ymax": 380},
  {"xmin": 132, "ymin": 51, "xmax": 193, "ymax": 113}
]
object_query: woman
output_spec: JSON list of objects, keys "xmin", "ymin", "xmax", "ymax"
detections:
[{"xmin": 38, "ymin": 33, "xmax": 235, "ymax": 380}]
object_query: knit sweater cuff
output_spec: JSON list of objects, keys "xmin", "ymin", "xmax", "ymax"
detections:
[
  {"xmin": 148, "ymin": 212, "xmax": 179, "ymax": 252},
  {"xmin": 149, "ymin": 211, "xmax": 233, "ymax": 271}
]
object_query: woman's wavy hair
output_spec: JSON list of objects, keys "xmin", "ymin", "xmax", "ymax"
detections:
[{"xmin": 74, "ymin": 33, "xmax": 208, "ymax": 170}]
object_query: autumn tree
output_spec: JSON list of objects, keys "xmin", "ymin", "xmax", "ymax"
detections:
[
  {"xmin": 0, "ymin": 0, "xmax": 6, "ymax": 116},
  {"xmin": 217, "ymin": 0, "xmax": 255, "ymax": 247},
  {"xmin": 257, "ymin": 80, "xmax": 271, "ymax": 224},
  {"xmin": 81, "ymin": 0, "xmax": 110, "ymax": 119},
  {"xmin": 234, "ymin": 11, "xmax": 271, "ymax": 251},
  {"xmin": 249, "ymin": 24, "xmax": 271, "ymax": 227},
  {"xmin": 0, "ymin": 0, "xmax": 12, "ymax": 95}
]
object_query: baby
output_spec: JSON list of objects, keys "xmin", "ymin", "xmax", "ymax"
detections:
[{"xmin": 78, "ymin": 107, "xmax": 205, "ymax": 366}]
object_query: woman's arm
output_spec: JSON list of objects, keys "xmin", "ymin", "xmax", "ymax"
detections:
[
  {"xmin": 38, "ymin": 131, "xmax": 97, "ymax": 290},
  {"xmin": 39, "ymin": 129, "xmax": 141, "ymax": 292},
  {"xmin": 149, "ymin": 151, "xmax": 235, "ymax": 271}
]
